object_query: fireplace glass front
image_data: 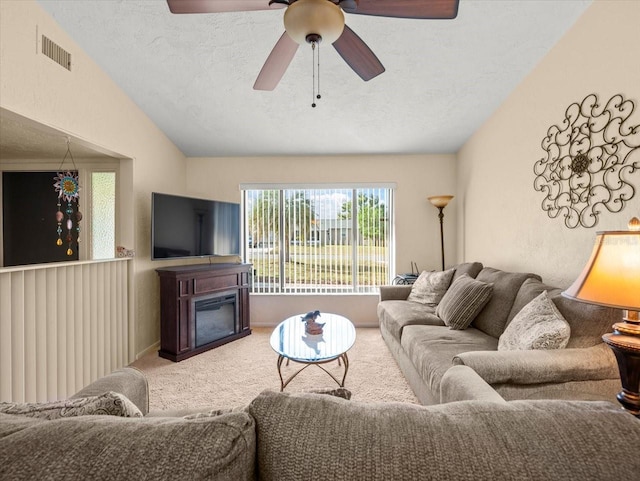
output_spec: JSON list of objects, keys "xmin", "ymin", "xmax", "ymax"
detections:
[{"xmin": 193, "ymin": 291, "xmax": 238, "ymax": 348}]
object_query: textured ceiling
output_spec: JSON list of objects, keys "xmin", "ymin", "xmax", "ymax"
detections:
[{"xmin": 17, "ymin": 0, "xmax": 592, "ymax": 158}]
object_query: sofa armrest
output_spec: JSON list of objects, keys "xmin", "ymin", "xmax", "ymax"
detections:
[
  {"xmin": 70, "ymin": 367, "xmax": 149, "ymax": 415},
  {"xmin": 440, "ymin": 365, "xmax": 508, "ymax": 404},
  {"xmin": 453, "ymin": 344, "xmax": 618, "ymax": 385},
  {"xmin": 379, "ymin": 285, "xmax": 412, "ymax": 301}
]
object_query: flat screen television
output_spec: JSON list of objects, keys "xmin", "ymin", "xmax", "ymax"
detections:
[{"xmin": 151, "ymin": 192, "xmax": 240, "ymax": 260}]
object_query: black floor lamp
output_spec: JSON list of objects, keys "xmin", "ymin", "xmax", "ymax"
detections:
[{"xmin": 428, "ymin": 195, "xmax": 454, "ymax": 271}]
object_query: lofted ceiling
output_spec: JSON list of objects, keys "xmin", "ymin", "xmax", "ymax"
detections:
[
  {"xmin": 5, "ymin": 0, "xmax": 592, "ymax": 159},
  {"xmin": 0, "ymin": 110, "xmax": 125, "ymax": 161}
]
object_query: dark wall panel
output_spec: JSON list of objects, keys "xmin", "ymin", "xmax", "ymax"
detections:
[{"xmin": 3, "ymin": 171, "xmax": 79, "ymax": 266}]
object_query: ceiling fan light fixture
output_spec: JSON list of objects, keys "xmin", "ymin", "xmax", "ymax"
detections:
[{"xmin": 283, "ymin": 0, "xmax": 345, "ymax": 45}]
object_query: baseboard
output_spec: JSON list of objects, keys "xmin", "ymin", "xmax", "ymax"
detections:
[
  {"xmin": 136, "ymin": 341, "xmax": 160, "ymax": 360},
  {"xmin": 136, "ymin": 322, "xmax": 380, "ymax": 359}
]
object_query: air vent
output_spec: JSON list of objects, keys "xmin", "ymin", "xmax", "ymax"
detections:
[{"xmin": 41, "ymin": 35, "xmax": 71, "ymax": 71}]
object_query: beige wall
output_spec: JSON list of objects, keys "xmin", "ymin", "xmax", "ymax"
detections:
[
  {"xmin": 186, "ymin": 155, "xmax": 457, "ymax": 326},
  {"xmin": 457, "ymin": 0, "xmax": 640, "ymax": 288},
  {"xmin": 0, "ymin": 0, "xmax": 188, "ymax": 355},
  {"xmin": 0, "ymin": 1, "xmax": 458, "ymax": 345},
  {"xmin": 7, "ymin": 0, "xmax": 634, "ymax": 352}
]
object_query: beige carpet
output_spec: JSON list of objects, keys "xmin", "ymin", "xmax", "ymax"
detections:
[{"xmin": 131, "ymin": 327, "xmax": 418, "ymax": 410}]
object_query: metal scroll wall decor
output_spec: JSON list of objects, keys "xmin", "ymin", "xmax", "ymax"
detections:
[
  {"xmin": 53, "ymin": 139, "xmax": 82, "ymax": 255},
  {"xmin": 534, "ymin": 93, "xmax": 639, "ymax": 228}
]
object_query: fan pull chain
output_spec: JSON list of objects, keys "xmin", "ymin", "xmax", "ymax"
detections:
[
  {"xmin": 311, "ymin": 41, "xmax": 317, "ymax": 108},
  {"xmin": 316, "ymin": 41, "xmax": 321, "ymax": 102}
]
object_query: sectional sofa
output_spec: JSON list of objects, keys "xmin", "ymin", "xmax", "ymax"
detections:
[
  {"xmin": 2, "ymin": 366, "xmax": 639, "ymax": 480},
  {"xmin": 377, "ymin": 262, "xmax": 622, "ymax": 405}
]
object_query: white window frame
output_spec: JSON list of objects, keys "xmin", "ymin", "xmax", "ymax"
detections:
[{"xmin": 241, "ymin": 183, "xmax": 396, "ymax": 295}]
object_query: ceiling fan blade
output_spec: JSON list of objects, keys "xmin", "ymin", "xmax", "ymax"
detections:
[
  {"xmin": 167, "ymin": 0, "xmax": 284, "ymax": 14},
  {"xmin": 254, "ymin": 32, "xmax": 299, "ymax": 91},
  {"xmin": 332, "ymin": 25, "xmax": 384, "ymax": 82},
  {"xmin": 341, "ymin": 0, "xmax": 459, "ymax": 19}
]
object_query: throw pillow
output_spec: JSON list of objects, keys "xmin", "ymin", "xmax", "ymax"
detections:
[
  {"xmin": 436, "ymin": 274, "xmax": 493, "ymax": 330},
  {"xmin": 182, "ymin": 388, "xmax": 352, "ymax": 421},
  {"xmin": 407, "ymin": 268, "xmax": 455, "ymax": 305},
  {"xmin": 498, "ymin": 291, "xmax": 571, "ymax": 351},
  {"xmin": 183, "ymin": 406, "xmax": 244, "ymax": 419},
  {"xmin": 303, "ymin": 387, "xmax": 352, "ymax": 400},
  {"xmin": 1, "ymin": 411, "xmax": 255, "ymax": 480},
  {"xmin": 0, "ymin": 391, "xmax": 142, "ymax": 420}
]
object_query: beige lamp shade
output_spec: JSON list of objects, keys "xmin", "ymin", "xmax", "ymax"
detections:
[
  {"xmin": 563, "ymin": 230, "xmax": 640, "ymax": 310},
  {"xmin": 427, "ymin": 195, "xmax": 454, "ymax": 208},
  {"xmin": 284, "ymin": 0, "xmax": 345, "ymax": 45}
]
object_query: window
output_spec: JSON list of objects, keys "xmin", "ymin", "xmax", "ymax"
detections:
[
  {"xmin": 90, "ymin": 171, "xmax": 116, "ymax": 260},
  {"xmin": 242, "ymin": 184, "xmax": 394, "ymax": 294},
  {"xmin": 1, "ymin": 168, "xmax": 117, "ymax": 266}
]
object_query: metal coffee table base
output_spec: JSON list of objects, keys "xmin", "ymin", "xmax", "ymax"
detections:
[{"xmin": 276, "ymin": 353, "xmax": 350, "ymax": 391}]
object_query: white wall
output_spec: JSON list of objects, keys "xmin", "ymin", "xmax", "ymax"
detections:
[
  {"xmin": 186, "ymin": 154, "xmax": 457, "ymax": 326},
  {"xmin": 0, "ymin": 0, "xmax": 188, "ymax": 355},
  {"xmin": 457, "ymin": 0, "xmax": 640, "ymax": 288}
]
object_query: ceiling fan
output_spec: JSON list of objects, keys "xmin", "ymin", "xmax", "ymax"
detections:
[{"xmin": 167, "ymin": 0, "xmax": 459, "ymax": 91}]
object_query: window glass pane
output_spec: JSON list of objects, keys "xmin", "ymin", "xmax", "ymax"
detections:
[
  {"xmin": 354, "ymin": 188, "xmax": 390, "ymax": 292},
  {"xmin": 244, "ymin": 186, "xmax": 392, "ymax": 294},
  {"xmin": 91, "ymin": 172, "xmax": 115, "ymax": 259},
  {"xmin": 246, "ymin": 190, "xmax": 281, "ymax": 292}
]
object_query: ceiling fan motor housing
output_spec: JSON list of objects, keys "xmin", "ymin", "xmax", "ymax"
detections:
[{"xmin": 284, "ymin": 0, "xmax": 345, "ymax": 44}]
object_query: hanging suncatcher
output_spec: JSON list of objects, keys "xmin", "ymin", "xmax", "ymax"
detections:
[{"xmin": 53, "ymin": 139, "xmax": 82, "ymax": 256}]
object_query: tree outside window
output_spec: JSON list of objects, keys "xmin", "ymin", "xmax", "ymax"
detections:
[{"xmin": 243, "ymin": 186, "xmax": 393, "ymax": 294}]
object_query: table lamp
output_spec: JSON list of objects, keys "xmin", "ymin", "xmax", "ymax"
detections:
[
  {"xmin": 428, "ymin": 195, "xmax": 454, "ymax": 271},
  {"xmin": 562, "ymin": 217, "xmax": 640, "ymax": 417}
]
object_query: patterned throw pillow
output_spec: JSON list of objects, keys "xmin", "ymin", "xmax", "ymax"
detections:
[
  {"xmin": 436, "ymin": 274, "xmax": 493, "ymax": 330},
  {"xmin": 407, "ymin": 268, "xmax": 455, "ymax": 305},
  {"xmin": 498, "ymin": 291, "xmax": 571, "ymax": 350},
  {"xmin": 303, "ymin": 387, "xmax": 352, "ymax": 400},
  {"xmin": 183, "ymin": 407, "xmax": 242, "ymax": 420},
  {"xmin": 0, "ymin": 391, "xmax": 143, "ymax": 420}
]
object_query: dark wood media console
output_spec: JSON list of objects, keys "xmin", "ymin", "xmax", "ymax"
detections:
[{"xmin": 156, "ymin": 263, "xmax": 252, "ymax": 362}]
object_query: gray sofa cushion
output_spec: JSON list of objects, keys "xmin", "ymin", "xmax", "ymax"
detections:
[
  {"xmin": 492, "ymin": 378, "xmax": 621, "ymax": 402},
  {"xmin": 0, "ymin": 391, "xmax": 142, "ymax": 420},
  {"xmin": 248, "ymin": 390, "xmax": 640, "ymax": 481},
  {"xmin": 401, "ymin": 325, "xmax": 498, "ymax": 396},
  {"xmin": 472, "ymin": 268, "xmax": 542, "ymax": 338},
  {"xmin": 454, "ymin": 343, "xmax": 618, "ymax": 385},
  {"xmin": 506, "ymin": 277, "xmax": 563, "ymax": 325},
  {"xmin": 436, "ymin": 274, "xmax": 494, "ymax": 329},
  {"xmin": 440, "ymin": 365, "xmax": 509, "ymax": 404},
  {"xmin": 71, "ymin": 367, "xmax": 149, "ymax": 415},
  {"xmin": 0, "ymin": 411, "xmax": 256, "ymax": 480},
  {"xmin": 552, "ymin": 294, "xmax": 621, "ymax": 348},
  {"xmin": 507, "ymin": 278, "xmax": 621, "ymax": 349},
  {"xmin": 378, "ymin": 284, "xmax": 413, "ymax": 301},
  {"xmin": 377, "ymin": 300, "xmax": 443, "ymax": 340},
  {"xmin": 452, "ymin": 261, "xmax": 484, "ymax": 281}
]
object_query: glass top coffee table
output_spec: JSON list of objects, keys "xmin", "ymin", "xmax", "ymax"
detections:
[{"xmin": 270, "ymin": 313, "xmax": 356, "ymax": 391}]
